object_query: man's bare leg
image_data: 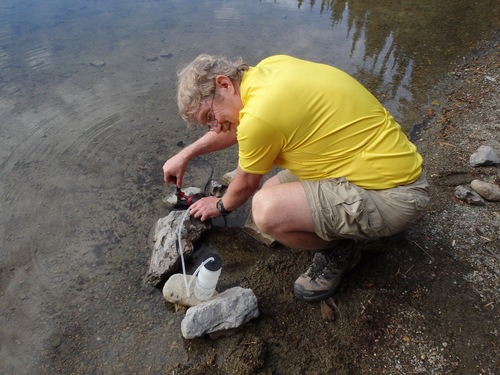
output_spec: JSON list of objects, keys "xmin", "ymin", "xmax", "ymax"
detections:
[
  {"xmin": 252, "ymin": 176, "xmax": 361, "ymax": 302},
  {"xmin": 251, "ymin": 176, "xmax": 331, "ymax": 250}
]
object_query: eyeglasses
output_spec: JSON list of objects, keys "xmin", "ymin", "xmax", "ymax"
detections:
[{"xmin": 205, "ymin": 89, "xmax": 217, "ymax": 131}]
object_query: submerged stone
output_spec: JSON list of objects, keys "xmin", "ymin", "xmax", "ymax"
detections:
[
  {"xmin": 144, "ymin": 54, "xmax": 158, "ymax": 62},
  {"xmin": 159, "ymin": 49, "xmax": 173, "ymax": 58},
  {"xmin": 90, "ymin": 60, "xmax": 105, "ymax": 67}
]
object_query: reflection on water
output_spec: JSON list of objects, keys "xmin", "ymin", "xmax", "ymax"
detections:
[{"xmin": 0, "ymin": 0, "xmax": 498, "ymax": 373}]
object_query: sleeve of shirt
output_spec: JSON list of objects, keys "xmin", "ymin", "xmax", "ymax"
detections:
[{"xmin": 237, "ymin": 114, "xmax": 284, "ymax": 175}]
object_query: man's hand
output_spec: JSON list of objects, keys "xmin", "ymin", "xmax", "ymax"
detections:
[
  {"xmin": 190, "ymin": 167, "xmax": 263, "ymax": 222},
  {"xmin": 162, "ymin": 153, "xmax": 189, "ymax": 187},
  {"xmin": 189, "ymin": 196, "xmax": 221, "ymax": 221},
  {"xmin": 162, "ymin": 130, "xmax": 238, "ymax": 187}
]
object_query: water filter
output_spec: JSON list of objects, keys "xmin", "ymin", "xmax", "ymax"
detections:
[{"xmin": 194, "ymin": 254, "xmax": 222, "ymax": 301}]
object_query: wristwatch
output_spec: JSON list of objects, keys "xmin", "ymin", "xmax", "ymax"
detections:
[{"xmin": 216, "ymin": 199, "xmax": 232, "ymax": 216}]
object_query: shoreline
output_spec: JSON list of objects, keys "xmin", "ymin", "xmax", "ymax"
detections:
[{"xmin": 416, "ymin": 29, "xmax": 499, "ymax": 301}]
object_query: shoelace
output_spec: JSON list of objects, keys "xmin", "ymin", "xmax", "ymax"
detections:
[
  {"xmin": 308, "ymin": 253, "xmax": 330, "ymax": 279},
  {"xmin": 308, "ymin": 252, "xmax": 348, "ymax": 279}
]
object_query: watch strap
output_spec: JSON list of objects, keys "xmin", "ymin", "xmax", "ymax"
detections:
[{"xmin": 216, "ymin": 199, "xmax": 232, "ymax": 215}]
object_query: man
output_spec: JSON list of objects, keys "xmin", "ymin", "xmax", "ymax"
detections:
[{"xmin": 162, "ymin": 54, "xmax": 429, "ymax": 302}]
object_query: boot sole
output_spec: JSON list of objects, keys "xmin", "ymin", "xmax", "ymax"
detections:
[{"xmin": 293, "ymin": 283, "xmax": 341, "ymax": 303}]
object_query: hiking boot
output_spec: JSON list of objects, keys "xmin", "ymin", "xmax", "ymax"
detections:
[{"xmin": 294, "ymin": 240, "xmax": 361, "ymax": 302}]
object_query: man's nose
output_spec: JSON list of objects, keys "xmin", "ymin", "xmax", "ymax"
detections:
[{"xmin": 212, "ymin": 122, "xmax": 222, "ymax": 133}]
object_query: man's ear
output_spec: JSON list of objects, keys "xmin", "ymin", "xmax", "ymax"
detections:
[{"xmin": 215, "ymin": 75, "xmax": 234, "ymax": 92}]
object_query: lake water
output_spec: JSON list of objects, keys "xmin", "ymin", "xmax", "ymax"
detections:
[{"xmin": 1, "ymin": 0, "xmax": 498, "ymax": 373}]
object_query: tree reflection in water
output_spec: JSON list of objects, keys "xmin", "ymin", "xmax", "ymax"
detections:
[{"xmin": 294, "ymin": 0, "xmax": 499, "ymax": 124}]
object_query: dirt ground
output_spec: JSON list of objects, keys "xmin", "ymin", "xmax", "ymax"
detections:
[{"xmin": 168, "ymin": 31, "xmax": 499, "ymax": 375}]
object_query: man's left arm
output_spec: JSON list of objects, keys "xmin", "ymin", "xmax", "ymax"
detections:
[{"xmin": 189, "ymin": 166, "xmax": 263, "ymax": 221}]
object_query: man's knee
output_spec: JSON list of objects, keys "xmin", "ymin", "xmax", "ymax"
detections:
[{"xmin": 251, "ymin": 190, "xmax": 277, "ymax": 234}]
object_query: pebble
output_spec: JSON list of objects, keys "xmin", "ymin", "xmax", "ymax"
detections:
[
  {"xmin": 50, "ymin": 336, "xmax": 62, "ymax": 348},
  {"xmin": 454, "ymin": 185, "xmax": 486, "ymax": 206},
  {"xmin": 470, "ymin": 179, "xmax": 500, "ymax": 201},
  {"xmin": 320, "ymin": 300, "xmax": 336, "ymax": 321}
]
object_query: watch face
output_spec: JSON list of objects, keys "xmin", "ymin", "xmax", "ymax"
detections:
[{"xmin": 217, "ymin": 199, "xmax": 229, "ymax": 215}]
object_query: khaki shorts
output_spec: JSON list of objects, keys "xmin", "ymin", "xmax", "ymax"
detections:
[{"xmin": 278, "ymin": 170, "xmax": 430, "ymax": 241}]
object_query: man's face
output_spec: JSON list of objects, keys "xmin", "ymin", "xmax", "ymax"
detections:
[{"xmin": 190, "ymin": 76, "xmax": 243, "ymax": 133}]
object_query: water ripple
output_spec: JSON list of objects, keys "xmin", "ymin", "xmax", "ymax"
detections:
[
  {"xmin": 0, "ymin": 24, "xmax": 12, "ymax": 70},
  {"xmin": 0, "ymin": 48, "xmax": 9, "ymax": 70},
  {"xmin": 25, "ymin": 43, "xmax": 53, "ymax": 71},
  {"xmin": 213, "ymin": 4, "xmax": 243, "ymax": 23}
]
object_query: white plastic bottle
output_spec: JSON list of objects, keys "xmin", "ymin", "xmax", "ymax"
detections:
[{"xmin": 194, "ymin": 254, "xmax": 222, "ymax": 301}]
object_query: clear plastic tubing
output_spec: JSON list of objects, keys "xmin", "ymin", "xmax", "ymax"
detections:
[{"xmin": 177, "ymin": 207, "xmax": 221, "ymax": 298}]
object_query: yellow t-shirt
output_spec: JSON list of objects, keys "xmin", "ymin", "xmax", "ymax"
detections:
[{"xmin": 237, "ymin": 55, "xmax": 423, "ymax": 189}]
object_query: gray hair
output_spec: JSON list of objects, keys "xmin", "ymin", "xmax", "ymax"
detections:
[{"xmin": 177, "ymin": 54, "xmax": 249, "ymax": 123}]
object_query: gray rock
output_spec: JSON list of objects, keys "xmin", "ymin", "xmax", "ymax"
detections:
[
  {"xmin": 181, "ymin": 287, "xmax": 259, "ymax": 339},
  {"xmin": 469, "ymin": 145, "xmax": 500, "ymax": 167},
  {"xmin": 144, "ymin": 211, "xmax": 211, "ymax": 287},
  {"xmin": 222, "ymin": 169, "xmax": 237, "ymax": 184},
  {"xmin": 243, "ymin": 210, "xmax": 276, "ymax": 247},
  {"xmin": 205, "ymin": 180, "xmax": 227, "ymax": 198},
  {"xmin": 159, "ymin": 49, "xmax": 173, "ymax": 58},
  {"xmin": 471, "ymin": 179, "xmax": 500, "ymax": 201},
  {"xmin": 454, "ymin": 185, "xmax": 486, "ymax": 206},
  {"xmin": 90, "ymin": 60, "xmax": 105, "ymax": 67},
  {"xmin": 144, "ymin": 54, "xmax": 158, "ymax": 62}
]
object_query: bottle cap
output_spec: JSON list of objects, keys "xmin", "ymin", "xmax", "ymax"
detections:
[{"xmin": 204, "ymin": 254, "xmax": 222, "ymax": 271}]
